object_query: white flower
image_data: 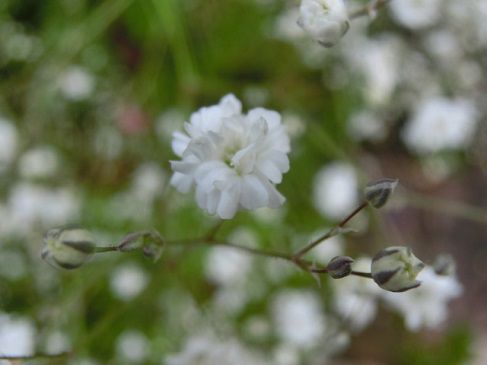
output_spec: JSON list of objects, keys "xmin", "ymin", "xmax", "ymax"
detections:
[
  {"xmin": 205, "ymin": 246, "xmax": 252, "ymax": 286},
  {"xmin": 382, "ymin": 267, "xmax": 462, "ymax": 331},
  {"xmin": 1, "ymin": 182, "xmax": 80, "ymax": 236},
  {"xmin": 170, "ymin": 94, "xmax": 290, "ymax": 219},
  {"xmin": 332, "ymin": 257, "xmax": 381, "ymax": 332},
  {"xmin": 18, "ymin": 146, "xmax": 59, "ymax": 179},
  {"xmin": 116, "ymin": 330, "xmax": 149, "ymax": 363},
  {"xmin": 313, "ymin": 162, "xmax": 358, "ymax": 220},
  {"xmin": 59, "ymin": 66, "xmax": 95, "ymax": 101},
  {"xmin": 401, "ymin": 96, "xmax": 478, "ymax": 154},
  {"xmin": 110, "ymin": 264, "xmax": 148, "ymax": 301},
  {"xmin": 0, "ymin": 314, "xmax": 35, "ymax": 356},
  {"xmin": 344, "ymin": 36, "xmax": 401, "ymax": 105},
  {"xmin": 166, "ymin": 333, "xmax": 268, "ymax": 365},
  {"xmin": 297, "ymin": 0, "xmax": 349, "ymax": 47},
  {"xmin": 347, "ymin": 110, "xmax": 387, "ymax": 142},
  {"xmin": 271, "ymin": 290, "xmax": 325, "ymax": 348},
  {"xmin": 389, "ymin": 0, "xmax": 441, "ymax": 29}
]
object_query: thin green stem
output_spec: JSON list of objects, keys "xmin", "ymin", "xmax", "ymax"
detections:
[
  {"xmin": 95, "ymin": 245, "xmax": 119, "ymax": 253},
  {"xmin": 351, "ymin": 271, "xmax": 373, "ymax": 278},
  {"xmin": 292, "ymin": 202, "xmax": 368, "ymax": 260},
  {"xmin": 95, "ymin": 226, "xmax": 376, "ymax": 279}
]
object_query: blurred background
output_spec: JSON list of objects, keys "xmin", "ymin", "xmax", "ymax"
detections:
[{"xmin": 0, "ymin": 0, "xmax": 486, "ymax": 364}]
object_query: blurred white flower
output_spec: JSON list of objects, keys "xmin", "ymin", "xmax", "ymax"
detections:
[
  {"xmin": 423, "ymin": 30, "xmax": 462, "ymax": 67},
  {"xmin": 382, "ymin": 267, "xmax": 462, "ymax": 331},
  {"xmin": 166, "ymin": 333, "xmax": 268, "ymax": 365},
  {"xmin": 45, "ymin": 331, "xmax": 70, "ymax": 353},
  {"xmin": 205, "ymin": 246, "xmax": 252, "ymax": 286},
  {"xmin": 271, "ymin": 290, "xmax": 325, "ymax": 348},
  {"xmin": 2, "ymin": 183, "xmax": 80, "ymax": 236},
  {"xmin": 273, "ymin": 345, "xmax": 300, "ymax": 365},
  {"xmin": 116, "ymin": 330, "xmax": 149, "ymax": 363},
  {"xmin": 110, "ymin": 264, "xmax": 148, "ymax": 301},
  {"xmin": 297, "ymin": 0, "xmax": 349, "ymax": 47},
  {"xmin": 332, "ymin": 257, "xmax": 381, "ymax": 332},
  {"xmin": 0, "ymin": 314, "xmax": 35, "ymax": 356},
  {"xmin": 18, "ymin": 146, "xmax": 59, "ymax": 179},
  {"xmin": 170, "ymin": 94, "xmax": 290, "ymax": 219},
  {"xmin": 131, "ymin": 163, "xmax": 166, "ymax": 201},
  {"xmin": 309, "ymin": 232, "xmax": 344, "ymax": 263},
  {"xmin": 156, "ymin": 108, "xmax": 186, "ymax": 141},
  {"xmin": 346, "ymin": 36, "xmax": 401, "ymax": 105},
  {"xmin": 347, "ymin": 110, "xmax": 387, "ymax": 142},
  {"xmin": 59, "ymin": 66, "xmax": 95, "ymax": 101},
  {"xmin": 389, "ymin": 0, "xmax": 441, "ymax": 29},
  {"xmin": 313, "ymin": 162, "xmax": 358, "ymax": 220},
  {"xmin": 401, "ymin": 96, "xmax": 478, "ymax": 154},
  {"xmin": 0, "ymin": 117, "xmax": 18, "ymax": 172}
]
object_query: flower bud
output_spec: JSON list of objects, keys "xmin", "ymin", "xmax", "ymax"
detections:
[
  {"xmin": 364, "ymin": 178, "xmax": 398, "ymax": 208},
  {"xmin": 371, "ymin": 246, "xmax": 424, "ymax": 292},
  {"xmin": 118, "ymin": 230, "xmax": 165, "ymax": 262},
  {"xmin": 42, "ymin": 228, "xmax": 96, "ymax": 270},
  {"xmin": 298, "ymin": 0, "xmax": 350, "ymax": 47},
  {"xmin": 433, "ymin": 253, "xmax": 456, "ymax": 276},
  {"xmin": 118, "ymin": 232, "xmax": 146, "ymax": 252},
  {"xmin": 327, "ymin": 256, "xmax": 354, "ymax": 279}
]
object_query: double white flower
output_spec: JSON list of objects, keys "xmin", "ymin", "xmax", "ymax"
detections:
[
  {"xmin": 298, "ymin": 0, "xmax": 350, "ymax": 47},
  {"xmin": 170, "ymin": 94, "xmax": 290, "ymax": 219}
]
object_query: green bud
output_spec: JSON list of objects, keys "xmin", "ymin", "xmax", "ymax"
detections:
[
  {"xmin": 371, "ymin": 246, "xmax": 424, "ymax": 292},
  {"xmin": 327, "ymin": 256, "xmax": 354, "ymax": 279},
  {"xmin": 364, "ymin": 178, "xmax": 398, "ymax": 208},
  {"xmin": 42, "ymin": 228, "xmax": 96, "ymax": 270}
]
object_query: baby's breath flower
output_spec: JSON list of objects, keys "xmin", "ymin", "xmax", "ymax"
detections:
[
  {"xmin": 170, "ymin": 94, "xmax": 290, "ymax": 219},
  {"xmin": 297, "ymin": 0, "xmax": 350, "ymax": 47}
]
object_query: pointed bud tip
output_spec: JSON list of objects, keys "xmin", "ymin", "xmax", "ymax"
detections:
[{"xmin": 364, "ymin": 178, "xmax": 399, "ymax": 209}]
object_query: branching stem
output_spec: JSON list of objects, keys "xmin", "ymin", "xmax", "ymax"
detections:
[{"xmin": 292, "ymin": 201, "xmax": 368, "ymax": 260}]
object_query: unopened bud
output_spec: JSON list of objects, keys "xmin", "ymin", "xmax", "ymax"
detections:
[
  {"xmin": 364, "ymin": 178, "xmax": 398, "ymax": 208},
  {"xmin": 433, "ymin": 254, "xmax": 456, "ymax": 276},
  {"xmin": 42, "ymin": 228, "xmax": 96, "ymax": 270},
  {"xmin": 371, "ymin": 246, "xmax": 424, "ymax": 292},
  {"xmin": 118, "ymin": 232, "xmax": 146, "ymax": 252},
  {"xmin": 327, "ymin": 256, "xmax": 354, "ymax": 279}
]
